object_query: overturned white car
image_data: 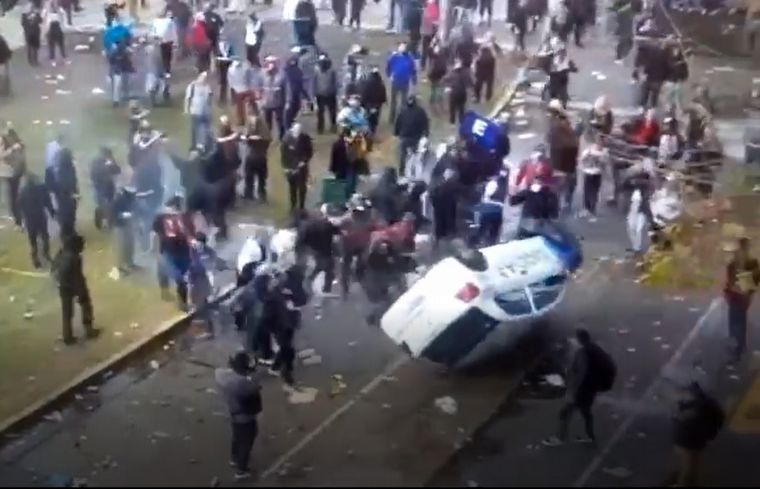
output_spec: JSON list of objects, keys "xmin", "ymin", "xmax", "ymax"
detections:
[{"xmin": 380, "ymin": 224, "xmax": 583, "ymax": 367}]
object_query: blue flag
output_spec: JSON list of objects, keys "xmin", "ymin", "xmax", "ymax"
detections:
[{"xmin": 459, "ymin": 111, "xmax": 505, "ymax": 153}]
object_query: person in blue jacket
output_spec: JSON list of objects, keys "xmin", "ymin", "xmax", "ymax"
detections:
[{"xmin": 385, "ymin": 42, "xmax": 417, "ymax": 123}]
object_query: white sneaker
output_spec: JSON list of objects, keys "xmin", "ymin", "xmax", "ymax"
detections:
[
  {"xmin": 542, "ymin": 436, "xmax": 564, "ymax": 447},
  {"xmin": 234, "ymin": 471, "xmax": 251, "ymax": 481}
]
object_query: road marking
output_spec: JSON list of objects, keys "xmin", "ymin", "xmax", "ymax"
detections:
[
  {"xmin": 573, "ymin": 297, "xmax": 722, "ymax": 487},
  {"xmin": 260, "ymin": 355, "xmax": 409, "ymax": 480},
  {"xmin": 0, "ymin": 267, "xmax": 49, "ymax": 279}
]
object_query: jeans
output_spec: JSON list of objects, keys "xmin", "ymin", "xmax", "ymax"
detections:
[
  {"xmin": 190, "ymin": 114, "xmax": 211, "ymax": 150},
  {"xmin": 559, "ymin": 171, "xmax": 577, "ymax": 211},
  {"xmin": 727, "ymin": 298, "xmax": 749, "ymax": 359},
  {"xmin": 111, "ymin": 73, "xmax": 129, "ymax": 104},
  {"xmin": 231, "ymin": 421, "xmax": 258, "ymax": 473},
  {"xmin": 158, "ymin": 252, "xmax": 189, "ymax": 305},
  {"xmin": 558, "ymin": 390, "xmax": 596, "ymax": 440},
  {"xmin": 389, "ymin": 84, "xmax": 410, "ymax": 123}
]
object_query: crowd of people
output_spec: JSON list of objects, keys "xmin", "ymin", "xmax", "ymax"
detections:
[{"xmin": 1, "ymin": 0, "xmax": 758, "ymax": 483}]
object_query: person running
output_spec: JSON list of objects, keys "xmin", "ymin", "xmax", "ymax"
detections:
[
  {"xmin": 724, "ymin": 237, "xmax": 760, "ymax": 362},
  {"xmin": 152, "ymin": 196, "xmax": 195, "ymax": 310}
]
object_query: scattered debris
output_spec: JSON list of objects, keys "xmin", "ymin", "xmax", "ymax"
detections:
[
  {"xmin": 9, "ymin": 295, "xmax": 15, "ymax": 302},
  {"xmin": 59, "ymin": 119, "xmax": 71, "ymax": 125},
  {"xmin": 329, "ymin": 374, "xmax": 348, "ymax": 397},
  {"xmin": 149, "ymin": 360, "xmax": 160, "ymax": 370},
  {"xmin": 86, "ymin": 385, "xmax": 99, "ymax": 393},
  {"xmin": 729, "ymin": 374, "xmax": 740, "ymax": 381},
  {"xmin": 151, "ymin": 431, "xmax": 170, "ymax": 439},
  {"xmin": 23, "ymin": 311, "xmax": 35, "ymax": 320},
  {"xmin": 602, "ymin": 466, "xmax": 632, "ymax": 479},
  {"xmin": 617, "ymin": 329, "xmax": 630, "ymax": 335},
  {"xmin": 284, "ymin": 386, "xmax": 319, "ymax": 404},
  {"xmin": 637, "ymin": 431, "xmax": 647, "ymax": 439},
  {"xmin": 27, "ymin": 376, "xmax": 36, "ymax": 382},
  {"xmin": 434, "ymin": 396, "xmax": 458, "ymax": 415},
  {"xmin": 113, "ymin": 331, "xmax": 123, "ymax": 338},
  {"xmin": 108, "ymin": 267, "xmax": 121, "ymax": 281},
  {"xmin": 302, "ymin": 355, "xmax": 323, "ymax": 366},
  {"xmin": 381, "ymin": 375, "xmax": 399, "ymax": 382},
  {"xmin": 467, "ymin": 481, "xmax": 479, "ymax": 488},
  {"xmin": 129, "ymin": 322, "xmax": 140, "ymax": 329},
  {"xmin": 689, "ymin": 307, "xmax": 701, "ymax": 312},
  {"xmin": 517, "ymin": 132, "xmax": 536, "ymax": 140},
  {"xmin": 627, "ymin": 348, "xmax": 637, "ymax": 353},
  {"xmin": 661, "ymin": 344, "xmax": 671, "ymax": 350},
  {"xmin": 653, "ymin": 321, "xmax": 661, "ymax": 326},
  {"xmin": 44, "ymin": 411, "xmax": 64, "ymax": 423},
  {"xmin": 347, "ymin": 341, "xmax": 358, "ymax": 347},
  {"xmin": 542, "ymin": 374, "xmax": 565, "ymax": 388},
  {"xmin": 297, "ymin": 348, "xmax": 316, "ymax": 359},
  {"xmin": 55, "ymin": 89, "xmax": 72, "ymax": 96},
  {"xmin": 381, "ymin": 403, "xmax": 392, "ymax": 409},
  {"xmin": 653, "ymin": 336, "xmax": 662, "ymax": 342}
]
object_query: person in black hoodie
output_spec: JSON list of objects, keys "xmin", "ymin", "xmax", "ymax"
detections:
[
  {"xmin": 90, "ymin": 147, "xmax": 121, "ymax": 230},
  {"xmin": 52, "ymin": 234, "xmax": 100, "ymax": 345},
  {"xmin": 51, "ymin": 148, "xmax": 79, "ymax": 238},
  {"xmin": 473, "ymin": 44, "xmax": 496, "ymax": 103},
  {"xmin": 243, "ymin": 112, "xmax": 271, "ymax": 201},
  {"xmin": 394, "ymin": 95, "xmax": 429, "ymax": 175},
  {"xmin": 430, "ymin": 168, "xmax": 463, "ymax": 245},
  {"xmin": 406, "ymin": 0, "xmax": 424, "ymax": 56},
  {"xmin": 370, "ymin": 167, "xmax": 404, "ymax": 224},
  {"xmin": 296, "ymin": 211, "xmax": 341, "ymax": 294},
  {"xmin": 281, "ymin": 123, "xmax": 314, "ymax": 211},
  {"xmin": 21, "ymin": 5, "xmax": 43, "ymax": 66},
  {"xmin": 509, "ymin": 163, "xmax": 560, "ymax": 238},
  {"xmin": 18, "ymin": 173, "xmax": 55, "ymax": 268},
  {"xmin": 635, "ymin": 40, "xmax": 669, "ymax": 109},
  {"xmin": 426, "ymin": 41, "xmax": 448, "ymax": 115},
  {"xmin": 314, "ymin": 54, "xmax": 340, "ymax": 134},
  {"xmin": 362, "ymin": 237, "xmax": 405, "ymax": 325},
  {"xmin": 294, "ymin": 0, "xmax": 318, "ymax": 46},
  {"xmin": 359, "ymin": 67, "xmax": 388, "ymax": 144},
  {"xmin": 443, "ymin": 59, "xmax": 473, "ymax": 125},
  {"xmin": 284, "ymin": 55, "xmax": 309, "ymax": 130},
  {"xmin": 203, "ymin": 3, "xmax": 224, "ymax": 55}
]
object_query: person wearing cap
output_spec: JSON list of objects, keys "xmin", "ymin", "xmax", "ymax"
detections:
[
  {"xmin": 215, "ymin": 351, "xmax": 262, "ymax": 481},
  {"xmin": 17, "ymin": 173, "xmax": 55, "ymax": 268},
  {"xmin": 358, "ymin": 66, "xmax": 387, "ymax": 147},
  {"xmin": 386, "ymin": 42, "xmax": 417, "ymax": 123},
  {"xmin": 90, "ymin": 146, "xmax": 121, "ymax": 231},
  {"xmin": 394, "ymin": 95, "xmax": 429, "ymax": 175},
  {"xmin": 111, "ymin": 184, "xmax": 137, "ymax": 273},
  {"xmin": 546, "ymin": 100, "xmax": 579, "ymax": 213},
  {"xmin": 281, "ymin": 122, "xmax": 314, "ymax": 211},
  {"xmin": 314, "ymin": 54, "xmax": 340, "ymax": 133}
]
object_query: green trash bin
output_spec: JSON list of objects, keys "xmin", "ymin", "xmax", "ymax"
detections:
[{"xmin": 321, "ymin": 177, "xmax": 348, "ymax": 206}]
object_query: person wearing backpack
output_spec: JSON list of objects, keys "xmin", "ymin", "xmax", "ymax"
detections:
[
  {"xmin": 52, "ymin": 234, "xmax": 101, "ymax": 345},
  {"xmin": 543, "ymin": 329, "xmax": 616, "ymax": 446},
  {"xmin": 670, "ymin": 382, "xmax": 724, "ymax": 486},
  {"xmin": 215, "ymin": 351, "xmax": 262, "ymax": 481}
]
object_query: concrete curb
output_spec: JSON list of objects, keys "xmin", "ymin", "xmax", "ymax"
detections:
[{"xmin": 0, "ymin": 283, "xmax": 237, "ymax": 440}]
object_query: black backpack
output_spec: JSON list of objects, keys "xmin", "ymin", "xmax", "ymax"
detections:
[{"xmin": 587, "ymin": 344, "xmax": 617, "ymax": 393}]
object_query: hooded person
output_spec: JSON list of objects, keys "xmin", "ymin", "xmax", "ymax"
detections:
[
  {"xmin": 473, "ymin": 42, "xmax": 497, "ymax": 103},
  {"xmin": 51, "ymin": 147, "xmax": 79, "ymax": 238},
  {"xmin": 337, "ymin": 94, "xmax": 369, "ymax": 133},
  {"xmin": 242, "ymin": 112, "xmax": 272, "ymax": 201},
  {"xmin": 215, "ymin": 351, "xmax": 262, "ymax": 481},
  {"xmin": 314, "ymin": 54, "xmax": 340, "ymax": 133},
  {"xmin": 283, "ymin": 50, "xmax": 308, "ymax": 129},
  {"xmin": 17, "ymin": 173, "xmax": 55, "ymax": 268},
  {"xmin": 394, "ymin": 94, "xmax": 430, "ymax": 176},
  {"xmin": 90, "ymin": 146, "xmax": 121, "ymax": 230},
  {"xmin": 51, "ymin": 233, "xmax": 100, "ymax": 345},
  {"xmin": 293, "ymin": 0, "xmax": 318, "ymax": 46},
  {"xmin": 443, "ymin": 57, "xmax": 473, "ymax": 125},
  {"xmin": 152, "ymin": 195, "xmax": 195, "ymax": 310},
  {"xmin": 370, "ymin": 167, "xmax": 404, "ymax": 225},
  {"xmin": 362, "ymin": 237, "xmax": 405, "ymax": 325},
  {"xmin": 281, "ymin": 122, "xmax": 314, "ymax": 211},
  {"xmin": 358, "ymin": 65, "xmax": 387, "ymax": 144},
  {"xmin": 261, "ymin": 56, "xmax": 287, "ymax": 139},
  {"xmin": 430, "ymin": 168, "xmax": 463, "ymax": 245}
]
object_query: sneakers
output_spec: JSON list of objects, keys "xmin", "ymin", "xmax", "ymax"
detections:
[
  {"xmin": 575, "ymin": 436, "xmax": 596, "ymax": 444},
  {"xmin": 257, "ymin": 357, "xmax": 274, "ymax": 367},
  {"xmin": 86, "ymin": 328, "xmax": 102, "ymax": 340},
  {"xmin": 541, "ymin": 436, "xmax": 564, "ymax": 447},
  {"xmin": 233, "ymin": 471, "xmax": 251, "ymax": 481}
]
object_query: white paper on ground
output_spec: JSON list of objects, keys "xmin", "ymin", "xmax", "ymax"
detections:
[{"xmin": 517, "ymin": 132, "xmax": 537, "ymax": 140}]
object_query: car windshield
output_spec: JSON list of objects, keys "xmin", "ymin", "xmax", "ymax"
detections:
[{"xmin": 454, "ymin": 247, "xmax": 488, "ymax": 272}]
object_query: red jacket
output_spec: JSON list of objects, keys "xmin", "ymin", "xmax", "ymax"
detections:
[
  {"xmin": 188, "ymin": 20, "xmax": 210, "ymax": 50},
  {"xmin": 370, "ymin": 219, "xmax": 416, "ymax": 253}
]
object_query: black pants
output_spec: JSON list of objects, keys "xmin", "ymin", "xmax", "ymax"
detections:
[
  {"xmin": 286, "ymin": 170, "xmax": 307, "ymax": 211},
  {"xmin": 244, "ymin": 155, "xmax": 268, "ymax": 200},
  {"xmin": 474, "ymin": 75, "xmax": 494, "ymax": 102},
  {"xmin": 340, "ymin": 249, "xmax": 365, "ymax": 295},
  {"xmin": 60, "ymin": 285, "xmax": 95, "ymax": 342},
  {"xmin": 560, "ymin": 170, "xmax": 577, "ymax": 210},
  {"xmin": 573, "ymin": 19, "xmax": 585, "ymax": 46},
  {"xmin": 7, "ymin": 176, "xmax": 21, "ymax": 226},
  {"xmin": 217, "ymin": 63, "xmax": 230, "ymax": 104},
  {"xmin": 57, "ymin": 195, "xmax": 78, "ymax": 238},
  {"xmin": 160, "ymin": 42, "xmax": 173, "ymax": 74},
  {"xmin": 27, "ymin": 223, "xmax": 51, "ymax": 267},
  {"xmin": 421, "ymin": 34, "xmax": 434, "ymax": 68},
  {"xmin": 285, "ymin": 102, "xmax": 301, "ymax": 131},
  {"xmin": 250, "ymin": 317, "xmax": 273, "ymax": 360},
  {"xmin": 616, "ymin": 36, "xmax": 633, "ymax": 60},
  {"xmin": 558, "ymin": 390, "xmax": 596, "ymax": 440},
  {"xmin": 449, "ymin": 92, "xmax": 467, "ymax": 125},
  {"xmin": 367, "ymin": 107, "xmax": 381, "ymax": 135},
  {"xmin": 231, "ymin": 421, "xmax": 258, "ymax": 473},
  {"xmin": 94, "ymin": 199, "xmax": 113, "ymax": 230},
  {"xmin": 333, "ymin": 0, "xmax": 346, "ymax": 24},
  {"xmin": 316, "ymin": 94, "xmax": 337, "ymax": 133},
  {"xmin": 479, "ymin": 0, "xmax": 493, "ymax": 24},
  {"xmin": 409, "ymin": 31, "xmax": 421, "ymax": 57},
  {"xmin": 263, "ymin": 107, "xmax": 285, "ymax": 140},
  {"xmin": 47, "ymin": 25, "xmax": 66, "ymax": 60},
  {"xmin": 246, "ymin": 43, "xmax": 261, "ymax": 67},
  {"xmin": 26, "ymin": 38, "xmax": 40, "ymax": 65},
  {"xmin": 728, "ymin": 299, "xmax": 749, "ymax": 360},
  {"xmin": 640, "ymin": 80, "xmax": 662, "ymax": 108},
  {"xmin": 476, "ymin": 214, "xmax": 502, "ymax": 246},
  {"xmin": 433, "ymin": 207, "xmax": 457, "ymax": 242},
  {"xmin": 583, "ymin": 173, "xmax": 602, "ymax": 215},
  {"xmin": 515, "ymin": 26, "xmax": 527, "ymax": 51},
  {"xmin": 309, "ymin": 253, "xmax": 335, "ymax": 293},
  {"xmin": 349, "ymin": 0, "xmax": 362, "ymax": 27},
  {"xmin": 272, "ymin": 327, "xmax": 295, "ymax": 384}
]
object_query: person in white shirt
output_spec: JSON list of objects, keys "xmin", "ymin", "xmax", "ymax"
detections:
[
  {"xmin": 579, "ymin": 135, "xmax": 608, "ymax": 221},
  {"xmin": 45, "ymin": 2, "xmax": 67, "ymax": 64},
  {"xmin": 245, "ymin": 13, "xmax": 264, "ymax": 66},
  {"xmin": 184, "ymin": 72, "xmax": 214, "ymax": 150},
  {"xmin": 152, "ymin": 13, "xmax": 177, "ymax": 75}
]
